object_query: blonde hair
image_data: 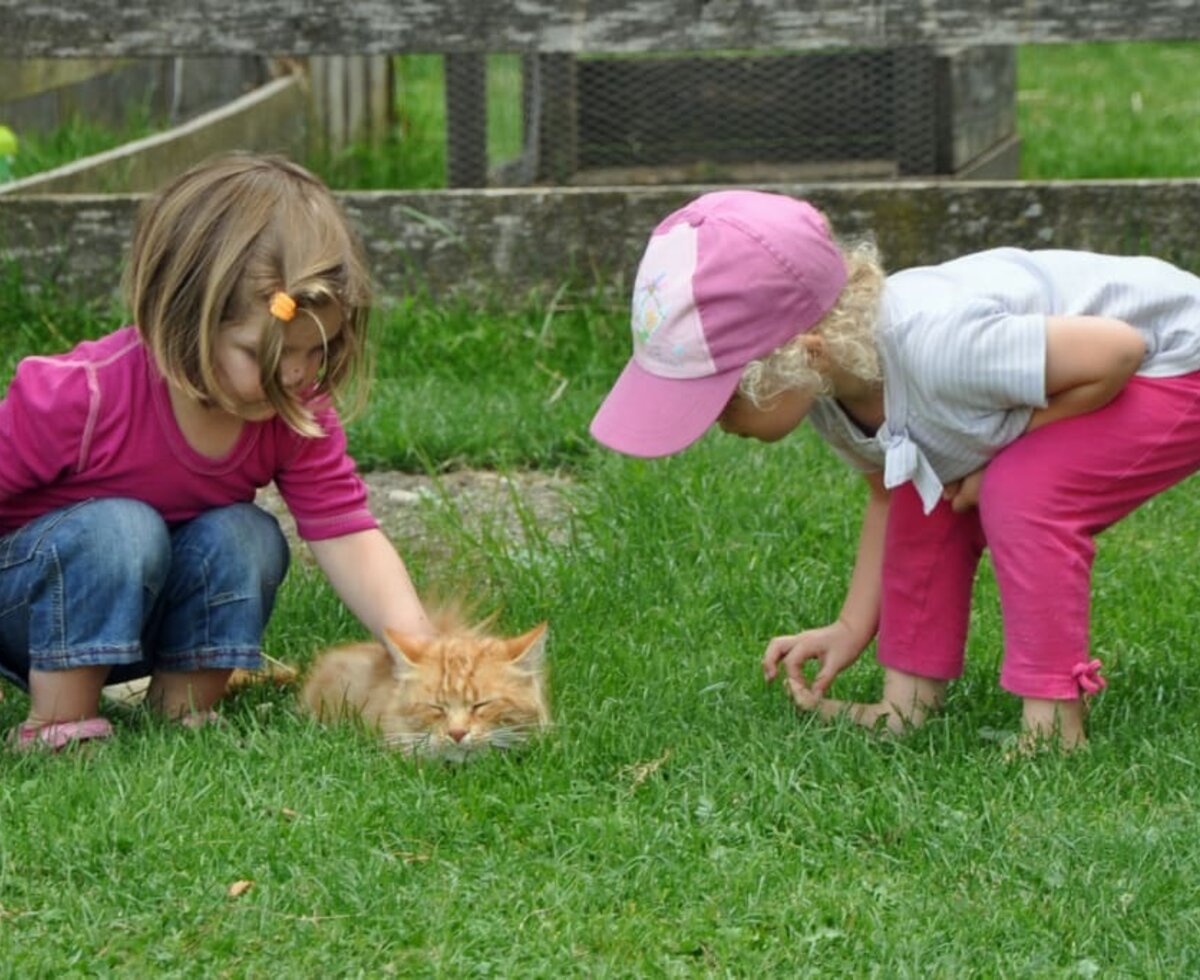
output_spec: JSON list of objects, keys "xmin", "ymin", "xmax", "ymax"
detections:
[
  {"xmin": 738, "ymin": 239, "xmax": 885, "ymax": 407},
  {"xmin": 124, "ymin": 153, "xmax": 372, "ymax": 436}
]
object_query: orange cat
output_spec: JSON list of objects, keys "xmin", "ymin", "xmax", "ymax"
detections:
[{"xmin": 300, "ymin": 618, "xmax": 550, "ymax": 760}]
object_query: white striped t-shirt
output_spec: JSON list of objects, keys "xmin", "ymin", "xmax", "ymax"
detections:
[{"xmin": 807, "ymin": 247, "xmax": 1200, "ymax": 512}]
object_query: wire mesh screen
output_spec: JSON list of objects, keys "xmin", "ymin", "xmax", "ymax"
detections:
[
  {"xmin": 575, "ymin": 51, "xmax": 929, "ymax": 175},
  {"xmin": 440, "ymin": 47, "xmax": 1016, "ymax": 188}
]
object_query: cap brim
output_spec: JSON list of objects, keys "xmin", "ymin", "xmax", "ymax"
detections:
[{"xmin": 589, "ymin": 358, "xmax": 742, "ymax": 458}]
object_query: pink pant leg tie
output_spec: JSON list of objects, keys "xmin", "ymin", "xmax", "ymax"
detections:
[{"xmin": 1072, "ymin": 658, "xmax": 1107, "ymax": 695}]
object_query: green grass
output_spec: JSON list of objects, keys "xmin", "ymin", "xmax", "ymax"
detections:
[
  {"xmin": 3, "ymin": 272, "xmax": 1200, "ymax": 973},
  {"xmin": 6, "ymin": 40, "xmax": 1200, "ymax": 976},
  {"xmin": 2, "ymin": 105, "xmax": 162, "ymax": 182},
  {"xmin": 1018, "ymin": 41, "xmax": 1200, "ymax": 179},
  {"xmin": 2, "ymin": 449, "xmax": 1200, "ymax": 974},
  {"xmin": 349, "ymin": 286, "xmax": 626, "ymax": 471},
  {"xmin": 311, "ymin": 54, "xmax": 524, "ymax": 191},
  {"xmin": 311, "ymin": 55, "xmax": 448, "ymax": 191}
]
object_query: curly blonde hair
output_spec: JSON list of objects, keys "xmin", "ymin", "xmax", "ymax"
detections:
[
  {"xmin": 124, "ymin": 153, "xmax": 372, "ymax": 437},
  {"xmin": 738, "ymin": 239, "xmax": 885, "ymax": 407}
]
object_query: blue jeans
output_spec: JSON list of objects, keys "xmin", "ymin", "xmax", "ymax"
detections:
[{"xmin": 0, "ymin": 498, "xmax": 290, "ymax": 690}]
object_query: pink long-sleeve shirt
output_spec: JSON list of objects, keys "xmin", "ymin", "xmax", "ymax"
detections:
[{"xmin": 0, "ymin": 326, "xmax": 379, "ymax": 541}]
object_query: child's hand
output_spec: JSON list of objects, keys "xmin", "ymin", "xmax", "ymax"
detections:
[
  {"xmin": 941, "ymin": 467, "xmax": 985, "ymax": 512},
  {"xmin": 762, "ymin": 621, "xmax": 863, "ymax": 700}
]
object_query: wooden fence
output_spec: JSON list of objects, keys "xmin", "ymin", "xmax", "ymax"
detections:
[
  {"xmin": 6, "ymin": 1, "xmax": 1199, "ymax": 54},
  {"xmin": 3, "ymin": 0, "xmax": 1200, "ymax": 304}
]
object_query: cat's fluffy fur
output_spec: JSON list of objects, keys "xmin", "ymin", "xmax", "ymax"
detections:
[{"xmin": 300, "ymin": 616, "xmax": 550, "ymax": 760}]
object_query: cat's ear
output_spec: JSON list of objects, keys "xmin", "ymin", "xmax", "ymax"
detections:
[
  {"xmin": 382, "ymin": 628, "xmax": 429, "ymax": 671},
  {"xmin": 505, "ymin": 622, "xmax": 549, "ymax": 673}
]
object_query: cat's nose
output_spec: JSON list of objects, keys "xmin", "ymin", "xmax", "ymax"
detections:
[{"xmin": 448, "ymin": 728, "xmax": 468, "ymax": 743}]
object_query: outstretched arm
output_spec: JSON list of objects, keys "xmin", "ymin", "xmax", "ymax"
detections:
[
  {"xmin": 1026, "ymin": 315, "xmax": 1146, "ymax": 432},
  {"xmin": 762, "ymin": 471, "xmax": 888, "ymax": 698},
  {"xmin": 308, "ymin": 529, "xmax": 435, "ymax": 639}
]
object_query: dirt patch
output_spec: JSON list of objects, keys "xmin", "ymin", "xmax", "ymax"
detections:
[{"xmin": 255, "ymin": 469, "xmax": 577, "ymax": 553}]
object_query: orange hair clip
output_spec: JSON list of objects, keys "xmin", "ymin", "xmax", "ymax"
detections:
[{"xmin": 269, "ymin": 291, "xmax": 297, "ymax": 322}]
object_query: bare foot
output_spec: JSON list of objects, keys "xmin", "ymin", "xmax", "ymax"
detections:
[
  {"xmin": 787, "ymin": 679, "xmax": 908, "ymax": 734},
  {"xmin": 1003, "ymin": 697, "xmax": 1087, "ymax": 759},
  {"xmin": 786, "ymin": 666, "xmax": 948, "ymax": 736},
  {"xmin": 145, "ymin": 668, "xmax": 233, "ymax": 720}
]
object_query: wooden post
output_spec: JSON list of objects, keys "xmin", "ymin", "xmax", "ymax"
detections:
[{"xmin": 934, "ymin": 45, "xmax": 1019, "ymax": 177}]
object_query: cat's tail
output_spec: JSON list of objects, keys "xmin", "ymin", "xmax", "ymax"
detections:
[
  {"xmin": 101, "ymin": 652, "xmax": 299, "ymax": 708},
  {"xmin": 228, "ymin": 652, "xmax": 301, "ymax": 691}
]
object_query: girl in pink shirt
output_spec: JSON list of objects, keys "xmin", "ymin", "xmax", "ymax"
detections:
[{"xmin": 0, "ymin": 154, "xmax": 433, "ymax": 750}]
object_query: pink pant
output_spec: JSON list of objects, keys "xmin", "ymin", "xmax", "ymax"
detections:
[{"xmin": 877, "ymin": 372, "xmax": 1200, "ymax": 699}]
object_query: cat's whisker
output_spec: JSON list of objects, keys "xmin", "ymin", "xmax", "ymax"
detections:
[
  {"xmin": 381, "ymin": 731, "xmax": 434, "ymax": 753},
  {"xmin": 486, "ymin": 723, "xmax": 543, "ymax": 749}
]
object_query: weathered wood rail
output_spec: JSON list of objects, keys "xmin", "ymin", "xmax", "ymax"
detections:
[
  {"xmin": 3, "ymin": 0, "xmax": 1200, "ymax": 302},
  {"xmin": 4, "ymin": 0, "xmax": 1199, "ymax": 54},
  {"xmin": 8, "ymin": 181, "xmax": 1200, "ymax": 306}
]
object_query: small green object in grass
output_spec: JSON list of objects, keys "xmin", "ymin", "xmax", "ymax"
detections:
[{"xmin": 0, "ymin": 125, "xmax": 17, "ymax": 182}]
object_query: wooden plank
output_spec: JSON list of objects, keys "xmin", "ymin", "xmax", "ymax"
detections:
[
  {"xmin": 0, "ymin": 57, "xmax": 270, "ymax": 135},
  {"xmin": 935, "ymin": 46, "xmax": 1017, "ymax": 174},
  {"xmin": 5, "ymin": 0, "xmax": 1200, "ymax": 57},
  {"xmin": 0, "ymin": 57, "xmax": 131, "ymax": 97},
  {"xmin": 5, "ymin": 181, "xmax": 1200, "ymax": 304},
  {"xmin": 0, "ymin": 76, "xmax": 307, "ymax": 195}
]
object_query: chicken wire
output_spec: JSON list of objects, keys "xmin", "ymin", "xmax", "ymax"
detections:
[{"xmin": 439, "ymin": 47, "xmax": 1015, "ymax": 188}]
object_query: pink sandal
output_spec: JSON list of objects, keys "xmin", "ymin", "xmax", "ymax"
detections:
[{"xmin": 9, "ymin": 717, "xmax": 114, "ymax": 752}]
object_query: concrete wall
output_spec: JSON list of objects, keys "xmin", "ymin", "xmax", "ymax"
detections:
[
  {"xmin": 4, "ymin": 0, "xmax": 1198, "ymax": 307},
  {"xmin": 5, "ymin": 180, "xmax": 1200, "ymax": 308}
]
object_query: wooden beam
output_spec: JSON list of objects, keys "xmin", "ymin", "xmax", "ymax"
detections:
[
  {"xmin": 5, "ymin": 0, "xmax": 1200, "ymax": 58},
  {"xmin": 5, "ymin": 181, "xmax": 1200, "ymax": 304},
  {"xmin": 0, "ymin": 76, "xmax": 307, "ymax": 195}
]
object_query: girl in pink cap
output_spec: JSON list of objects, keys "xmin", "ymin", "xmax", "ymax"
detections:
[{"xmin": 591, "ymin": 189, "xmax": 1200, "ymax": 750}]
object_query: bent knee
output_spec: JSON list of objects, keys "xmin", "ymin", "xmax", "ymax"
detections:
[
  {"xmin": 177, "ymin": 504, "xmax": 290, "ymax": 586},
  {"xmin": 53, "ymin": 498, "xmax": 171, "ymax": 583}
]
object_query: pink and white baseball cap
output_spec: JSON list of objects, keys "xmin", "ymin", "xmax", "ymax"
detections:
[{"xmin": 590, "ymin": 190, "xmax": 848, "ymax": 458}]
